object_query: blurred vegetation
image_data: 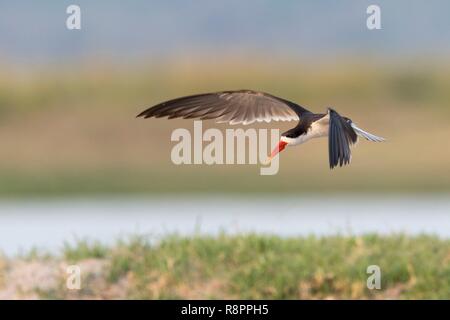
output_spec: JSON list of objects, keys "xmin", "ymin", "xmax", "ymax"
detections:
[
  {"xmin": 0, "ymin": 58, "xmax": 450, "ymax": 196},
  {"xmin": 2, "ymin": 234, "xmax": 448, "ymax": 299}
]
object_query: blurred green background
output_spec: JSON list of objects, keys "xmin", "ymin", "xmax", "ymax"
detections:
[
  {"xmin": 0, "ymin": 0, "xmax": 449, "ymax": 197},
  {"xmin": 1, "ymin": 59, "xmax": 449, "ymax": 196}
]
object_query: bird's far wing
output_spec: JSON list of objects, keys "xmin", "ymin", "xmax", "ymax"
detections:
[
  {"xmin": 137, "ymin": 90, "xmax": 311, "ymax": 125},
  {"xmin": 350, "ymin": 123, "xmax": 386, "ymax": 142},
  {"xmin": 328, "ymin": 108, "xmax": 358, "ymax": 169}
]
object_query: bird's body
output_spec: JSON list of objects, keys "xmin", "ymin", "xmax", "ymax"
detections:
[
  {"xmin": 281, "ymin": 113, "xmax": 329, "ymax": 146},
  {"xmin": 138, "ymin": 90, "xmax": 385, "ymax": 169}
]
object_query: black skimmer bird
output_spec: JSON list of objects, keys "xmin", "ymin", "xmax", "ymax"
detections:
[{"xmin": 137, "ymin": 90, "xmax": 385, "ymax": 169}]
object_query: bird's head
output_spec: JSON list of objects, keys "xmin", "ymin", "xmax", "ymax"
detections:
[{"xmin": 265, "ymin": 136, "xmax": 289, "ymax": 164}]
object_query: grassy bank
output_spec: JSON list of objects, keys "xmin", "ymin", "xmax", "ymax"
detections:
[{"xmin": 1, "ymin": 234, "xmax": 448, "ymax": 299}]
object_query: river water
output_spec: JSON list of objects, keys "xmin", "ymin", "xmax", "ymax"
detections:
[{"xmin": 0, "ymin": 195, "xmax": 448, "ymax": 256}]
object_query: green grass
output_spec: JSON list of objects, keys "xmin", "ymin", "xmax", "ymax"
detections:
[
  {"xmin": 24, "ymin": 234, "xmax": 446, "ymax": 299},
  {"xmin": 63, "ymin": 239, "xmax": 109, "ymax": 261}
]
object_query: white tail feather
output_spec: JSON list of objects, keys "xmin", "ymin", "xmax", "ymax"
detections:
[{"xmin": 351, "ymin": 123, "xmax": 385, "ymax": 142}]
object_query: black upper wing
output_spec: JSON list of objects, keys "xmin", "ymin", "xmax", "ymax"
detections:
[
  {"xmin": 137, "ymin": 90, "xmax": 311, "ymax": 125},
  {"xmin": 328, "ymin": 108, "xmax": 358, "ymax": 169}
]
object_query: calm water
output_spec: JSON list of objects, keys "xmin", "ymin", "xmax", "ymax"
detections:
[{"xmin": 0, "ymin": 196, "xmax": 449, "ymax": 256}]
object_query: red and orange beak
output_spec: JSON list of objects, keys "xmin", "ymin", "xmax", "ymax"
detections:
[{"xmin": 265, "ymin": 140, "xmax": 288, "ymax": 164}]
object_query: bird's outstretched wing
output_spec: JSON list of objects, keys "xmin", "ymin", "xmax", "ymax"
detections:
[
  {"xmin": 137, "ymin": 90, "xmax": 311, "ymax": 125},
  {"xmin": 328, "ymin": 108, "xmax": 358, "ymax": 169}
]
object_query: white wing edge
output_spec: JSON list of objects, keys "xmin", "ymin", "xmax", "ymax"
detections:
[{"xmin": 351, "ymin": 123, "xmax": 386, "ymax": 142}]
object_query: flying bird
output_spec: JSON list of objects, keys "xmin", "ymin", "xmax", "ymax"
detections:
[{"xmin": 137, "ymin": 90, "xmax": 385, "ymax": 169}]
